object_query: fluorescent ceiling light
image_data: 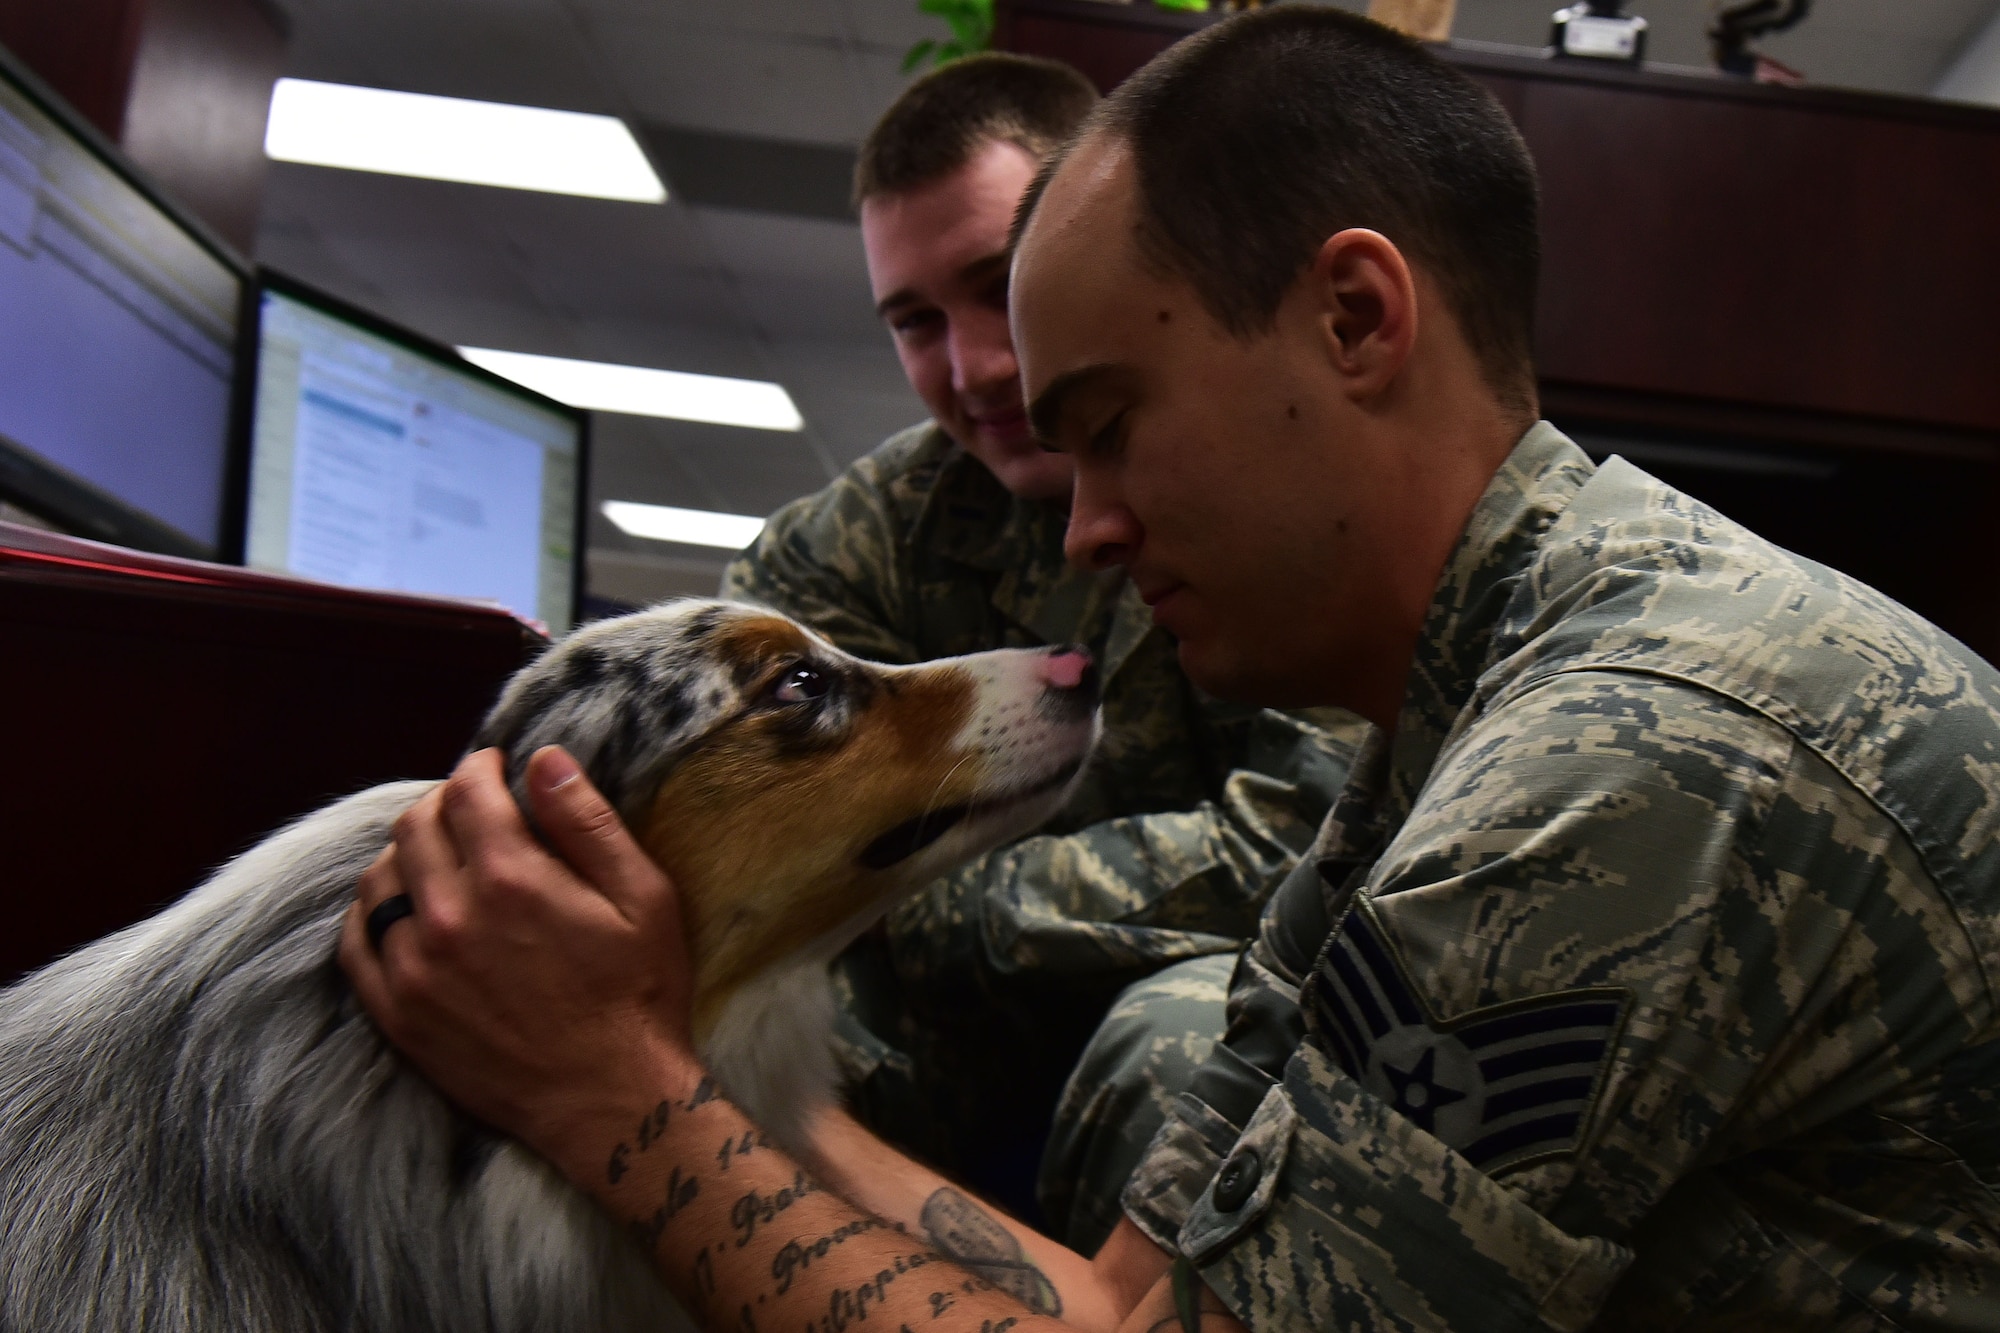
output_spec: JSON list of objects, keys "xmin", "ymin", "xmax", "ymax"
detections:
[
  {"xmin": 602, "ymin": 501, "xmax": 765, "ymax": 550},
  {"xmin": 264, "ymin": 78, "xmax": 666, "ymax": 202},
  {"xmin": 460, "ymin": 347, "xmax": 805, "ymax": 432}
]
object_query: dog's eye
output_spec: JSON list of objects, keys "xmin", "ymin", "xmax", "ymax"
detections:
[{"xmin": 772, "ymin": 666, "xmax": 830, "ymax": 704}]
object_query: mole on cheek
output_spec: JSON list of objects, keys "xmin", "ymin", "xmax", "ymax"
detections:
[
  {"xmin": 1336, "ymin": 517, "xmax": 1349, "ymax": 534},
  {"xmin": 1287, "ymin": 404, "xmax": 1299, "ymax": 420},
  {"xmin": 1157, "ymin": 310, "xmax": 1171, "ymax": 324}
]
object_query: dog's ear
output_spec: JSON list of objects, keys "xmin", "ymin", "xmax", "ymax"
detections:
[{"xmin": 470, "ymin": 603, "xmax": 736, "ymax": 829}]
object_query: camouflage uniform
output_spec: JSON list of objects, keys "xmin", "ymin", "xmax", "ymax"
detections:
[
  {"xmin": 721, "ymin": 422, "xmax": 1366, "ymax": 1229},
  {"xmin": 1041, "ymin": 953, "xmax": 1234, "ymax": 1252},
  {"xmin": 1118, "ymin": 423, "xmax": 2000, "ymax": 1329}
]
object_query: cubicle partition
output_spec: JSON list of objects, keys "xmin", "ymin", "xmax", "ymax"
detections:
[{"xmin": 0, "ymin": 520, "xmax": 543, "ymax": 984}]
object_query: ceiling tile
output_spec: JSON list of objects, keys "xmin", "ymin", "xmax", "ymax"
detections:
[
  {"xmin": 642, "ymin": 126, "xmax": 857, "ymax": 221},
  {"xmin": 589, "ymin": 414, "xmax": 734, "ymax": 512},
  {"xmin": 586, "ymin": 547, "xmax": 733, "ymax": 607},
  {"xmin": 578, "ymin": 0, "xmax": 848, "ymax": 44},
  {"xmin": 590, "ymin": 21, "xmax": 873, "ymax": 143},
  {"xmin": 835, "ymin": 0, "xmax": 954, "ymax": 51},
  {"xmin": 587, "ymin": 412, "xmax": 833, "ymax": 518},
  {"xmin": 280, "ymin": 0, "xmax": 610, "ymax": 109}
]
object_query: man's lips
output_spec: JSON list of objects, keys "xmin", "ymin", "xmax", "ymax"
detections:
[
  {"xmin": 968, "ymin": 406, "xmax": 1029, "ymax": 439},
  {"xmin": 1135, "ymin": 578, "xmax": 1185, "ymax": 610}
]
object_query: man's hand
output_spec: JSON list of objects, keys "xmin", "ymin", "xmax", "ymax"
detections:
[
  {"xmin": 339, "ymin": 746, "xmax": 703, "ymax": 1162},
  {"xmin": 341, "ymin": 747, "xmax": 1229, "ymax": 1333}
]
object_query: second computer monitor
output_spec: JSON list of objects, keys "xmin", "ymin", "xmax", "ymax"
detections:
[{"xmin": 240, "ymin": 275, "xmax": 586, "ymax": 633}]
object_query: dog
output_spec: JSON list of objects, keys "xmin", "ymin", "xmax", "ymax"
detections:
[{"xmin": 0, "ymin": 599, "xmax": 1099, "ymax": 1333}]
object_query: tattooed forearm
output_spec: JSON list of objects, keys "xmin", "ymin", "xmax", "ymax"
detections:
[
  {"xmin": 731, "ymin": 1170, "xmax": 819, "ymax": 1249},
  {"xmin": 717, "ymin": 1128, "xmax": 772, "ymax": 1172},
  {"xmin": 917, "ymin": 1188, "xmax": 1061, "ymax": 1316},
  {"xmin": 804, "ymin": 1252, "xmax": 934, "ymax": 1333},
  {"xmin": 773, "ymin": 1216, "xmax": 899, "ymax": 1294},
  {"xmin": 591, "ymin": 1083, "xmax": 1072, "ymax": 1333},
  {"xmin": 631, "ymin": 1165, "xmax": 701, "ymax": 1248},
  {"xmin": 608, "ymin": 1077, "xmax": 720, "ymax": 1185}
]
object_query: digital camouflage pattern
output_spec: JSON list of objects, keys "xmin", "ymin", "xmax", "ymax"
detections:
[
  {"xmin": 722, "ymin": 422, "xmax": 1366, "ymax": 1205},
  {"xmin": 1123, "ymin": 423, "xmax": 2000, "ymax": 1329},
  {"xmin": 1040, "ymin": 954, "xmax": 1233, "ymax": 1253}
]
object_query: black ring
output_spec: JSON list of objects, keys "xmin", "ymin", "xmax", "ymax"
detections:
[{"xmin": 365, "ymin": 894, "xmax": 415, "ymax": 952}]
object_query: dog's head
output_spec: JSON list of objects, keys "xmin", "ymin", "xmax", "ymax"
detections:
[{"xmin": 472, "ymin": 599, "xmax": 1098, "ymax": 1033}]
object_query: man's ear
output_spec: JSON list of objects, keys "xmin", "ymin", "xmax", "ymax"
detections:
[{"xmin": 1308, "ymin": 229, "xmax": 1418, "ymax": 399}]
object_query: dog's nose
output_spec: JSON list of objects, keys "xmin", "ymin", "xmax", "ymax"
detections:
[{"xmin": 1040, "ymin": 645, "xmax": 1099, "ymax": 703}]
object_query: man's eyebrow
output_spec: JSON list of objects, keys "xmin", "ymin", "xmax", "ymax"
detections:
[
  {"xmin": 957, "ymin": 251, "xmax": 1009, "ymax": 286},
  {"xmin": 874, "ymin": 287, "xmax": 920, "ymax": 319},
  {"xmin": 874, "ymin": 250, "xmax": 1012, "ymax": 320},
  {"xmin": 1028, "ymin": 363, "xmax": 1118, "ymax": 443}
]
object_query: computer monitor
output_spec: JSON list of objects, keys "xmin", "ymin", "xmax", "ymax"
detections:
[
  {"xmin": 0, "ymin": 44, "xmax": 246, "ymax": 558},
  {"xmin": 239, "ymin": 273, "xmax": 588, "ymax": 633}
]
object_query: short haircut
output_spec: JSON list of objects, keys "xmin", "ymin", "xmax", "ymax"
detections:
[
  {"xmin": 1020, "ymin": 7, "xmax": 1541, "ymax": 412},
  {"xmin": 855, "ymin": 53, "xmax": 1099, "ymax": 207}
]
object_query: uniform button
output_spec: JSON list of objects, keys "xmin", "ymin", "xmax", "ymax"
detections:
[{"xmin": 1211, "ymin": 1147, "xmax": 1262, "ymax": 1211}]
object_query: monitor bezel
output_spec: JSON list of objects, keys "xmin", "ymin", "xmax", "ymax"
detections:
[
  {"xmin": 0, "ymin": 38, "xmax": 252, "ymax": 560},
  {"xmin": 229, "ymin": 266, "xmax": 592, "ymax": 634}
]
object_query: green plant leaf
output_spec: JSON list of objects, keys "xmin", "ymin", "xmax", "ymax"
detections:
[{"xmin": 903, "ymin": 0, "xmax": 993, "ymax": 72}]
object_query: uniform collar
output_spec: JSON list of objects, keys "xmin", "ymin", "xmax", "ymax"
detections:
[
  {"xmin": 1386, "ymin": 423, "xmax": 1598, "ymax": 817},
  {"xmin": 917, "ymin": 432, "xmax": 1156, "ymax": 680}
]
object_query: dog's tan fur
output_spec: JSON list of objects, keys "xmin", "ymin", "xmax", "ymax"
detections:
[{"xmin": 640, "ymin": 617, "xmax": 988, "ymax": 1028}]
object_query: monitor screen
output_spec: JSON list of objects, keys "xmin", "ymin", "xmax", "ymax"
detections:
[
  {"xmin": 0, "ymin": 50, "xmax": 243, "ymax": 557},
  {"xmin": 242, "ymin": 279, "xmax": 585, "ymax": 633}
]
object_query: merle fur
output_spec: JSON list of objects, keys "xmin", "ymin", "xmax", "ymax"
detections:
[{"xmin": 0, "ymin": 600, "xmax": 779, "ymax": 1333}]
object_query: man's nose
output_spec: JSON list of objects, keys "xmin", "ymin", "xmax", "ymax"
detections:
[
  {"xmin": 1064, "ymin": 488, "xmax": 1140, "ymax": 573},
  {"xmin": 949, "ymin": 312, "xmax": 1017, "ymax": 397}
]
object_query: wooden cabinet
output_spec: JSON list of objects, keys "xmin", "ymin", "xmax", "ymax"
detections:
[
  {"xmin": 0, "ymin": 522, "xmax": 542, "ymax": 983},
  {"xmin": 996, "ymin": 0, "xmax": 1213, "ymax": 92},
  {"xmin": 1462, "ymin": 49, "xmax": 2000, "ymax": 447}
]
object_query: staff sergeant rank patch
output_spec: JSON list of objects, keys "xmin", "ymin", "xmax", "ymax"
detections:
[{"xmin": 1303, "ymin": 900, "xmax": 1629, "ymax": 1175}]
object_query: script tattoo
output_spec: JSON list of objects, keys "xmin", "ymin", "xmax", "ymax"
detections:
[
  {"xmin": 730, "ymin": 1170, "xmax": 818, "ymax": 1249},
  {"xmin": 772, "ymin": 1216, "xmax": 894, "ymax": 1294},
  {"xmin": 631, "ymin": 1165, "xmax": 700, "ymax": 1249},
  {"xmin": 717, "ymin": 1128, "xmax": 770, "ymax": 1172},
  {"xmin": 606, "ymin": 1080, "xmax": 720, "ymax": 1185},
  {"xmin": 608, "ymin": 1099, "xmax": 673, "ymax": 1185},
  {"xmin": 918, "ymin": 1189, "xmax": 1061, "ymax": 1316},
  {"xmin": 804, "ymin": 1253, "xmax": 933, "ymax": 1333}
]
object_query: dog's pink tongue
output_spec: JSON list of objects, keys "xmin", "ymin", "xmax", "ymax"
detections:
[{"xmin": 1039, "ymin": 648, "xmax": 1093, "ymax": 691}]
